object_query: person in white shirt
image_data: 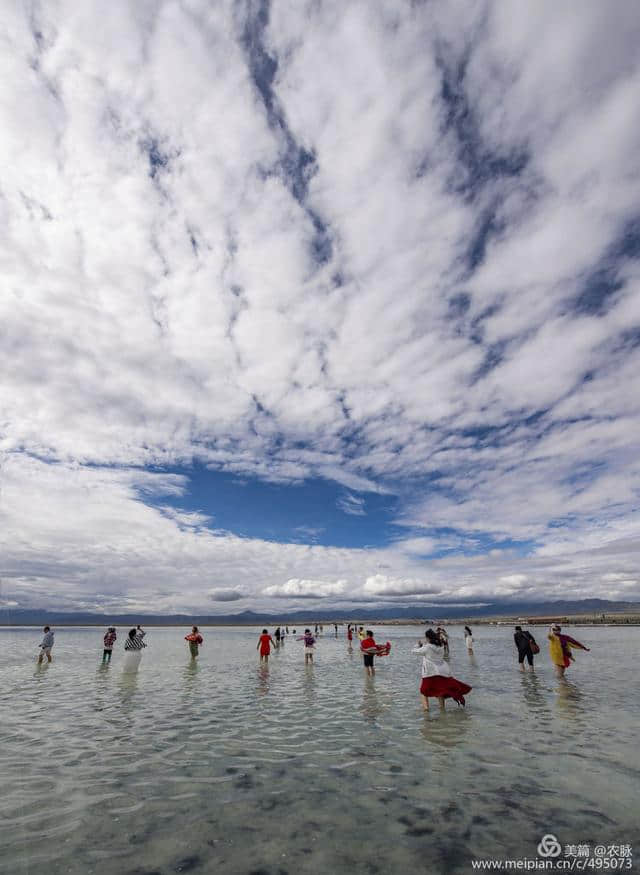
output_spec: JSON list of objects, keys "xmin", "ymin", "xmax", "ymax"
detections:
[
  {"xmin": 464, "ymin": 626, "xmax": 474, "ymax": 653},
  {"xmin": 38, "ymin": 626, "xmax": 55, "ymax": 664},
  {"xmin": 413, "ymin": 629, "xmax": 472, "ymax": 711}
]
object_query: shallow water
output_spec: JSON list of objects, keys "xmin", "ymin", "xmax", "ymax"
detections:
[{"xmin": 1, "ymin": 625, "xmax": 638, "ymax": 874}]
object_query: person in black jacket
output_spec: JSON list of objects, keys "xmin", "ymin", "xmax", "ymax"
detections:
[{"xmin": 514, "ymin": 625, "xmax": 537, "ymax": 671}]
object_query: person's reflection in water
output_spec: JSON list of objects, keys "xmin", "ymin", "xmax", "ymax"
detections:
[
  {"xmin": 419, "ymin": 708, "xmax": 471, "ymax": 748},
  {"xmin": 117, "ymin": 670, "xmax": 140, "ymax": 727},
  {"xmin": 302, "ymin": 661, "xmax": 315, "ymax": 692},
  {"xmin": 555, "ymin": 676, "xmax": 584, "ymax": 719},
  {"xmin": 182, "ymin": 658, "xmax": 199, "ymax": 699},
  {"xmin": 257, "ymin": 664, "xmax": 270, "ymax": 696},
  {"xmin": 94, "ymin": 660, "xmax": 112, "ymax": 713},
  {"xmin": 360, "ymin": 677, "xmax": 391, "ymax": 721},
  {"xmin": 520, "ymin": 671, "xmax": 546, "ymax": 711}
]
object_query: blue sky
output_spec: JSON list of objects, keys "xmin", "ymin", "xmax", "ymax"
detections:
[
  {"xmin": 154, "ymin": 464, "xmax": 533, "ymax": 558},
  {"xmin": 1, "ymin": 0, "xmax": 639, "ymax": 614},
  {"xmin": 159, "ymin": 466, "xmax": 398, "ymax": 548}
]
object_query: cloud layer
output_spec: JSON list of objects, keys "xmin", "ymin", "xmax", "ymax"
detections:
[{"xmin": 1, "ymin": 0, "xmax": 639, "ymax": 612}]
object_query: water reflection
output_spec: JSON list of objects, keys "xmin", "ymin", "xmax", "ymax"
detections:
[
  {"xmin": 555, "ymin": 677, "xmax": 584, "ymax": 719},
  {"xmin": 94, "ymin": 662, "xmax": 112, "ymax": 713},
  {"xmin": 520, "ymin": 672, "xmax": 546, "ymax": 710},
  {"xmin": 360, "ymin": 679, "xmax": 392, "ymax": 721},
  {"xmin": 118, "ymin": 669, "xmax": 140, "ymax": 706},
  {"xmin": 302, "ymin": 663, "xmax": 315, "ymax": 701},
  {"xmin": 257, "ymin": 665, "xmax": 270, "ymax": 696},
  {"xmin": 182, "ymin": 659, "xmax": 200, "ymax": 697},
  {"xmin": 419, "ymin": 709, "xmax": 472, "ymax": 749}
]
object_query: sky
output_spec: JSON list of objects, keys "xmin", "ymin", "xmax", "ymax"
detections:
[{"xmin": 1, "ymin": 0, "xmax": 639, "ymax": 616}]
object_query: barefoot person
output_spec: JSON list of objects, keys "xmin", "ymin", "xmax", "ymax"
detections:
[
  {"xmin": 413, "ymin": 629, "xmax": 471, "ymax": 711},
  {"xmin": 185, "ymin": 626, "xmax": 203, "ymax": 659},
  {"xmin": 548, "ymin": 625, "xmax": 590, "ymax": 676},
  {"xmin": 257, "ymin": 629, "xmax": 275, "ymax": 663},
  {"xmin": 123, "ymin": 626, "xmax": 147, "ymax": 673},
  {"xmin": 360, "ymin": 630, "xmax": 380, "ymax": 677},
  {"xmin": 102, "ymin": 627, "xmax": 117, "ymax": 663},
  {"xmin": 514, "ymin": 625, "xmax": 538, "ymax": 671},
  {"xmin": 37, "ymin": 626, "xmax": 54, "ymax": 664},
  {"xmin": 297, "ymin": 629, "xmax": 316, "ymax": 664}
]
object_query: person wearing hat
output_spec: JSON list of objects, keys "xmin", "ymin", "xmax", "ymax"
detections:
[
  {"xmin": 548, "ymin": 624, "xmax": 590, "ymax": 676},
  {"xmin": 102, "ymin": 627, "xmax": 117, "ymax": 662}
]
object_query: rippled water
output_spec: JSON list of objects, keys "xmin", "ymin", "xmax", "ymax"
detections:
[{"xmin": 1, "ymin": 624, "xmax": 638, "ymax": 874}]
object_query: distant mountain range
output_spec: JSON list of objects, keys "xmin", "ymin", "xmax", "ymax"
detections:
[{"xmin": 1, "ymin": 599, "xmax": 638, "ymax": 625}]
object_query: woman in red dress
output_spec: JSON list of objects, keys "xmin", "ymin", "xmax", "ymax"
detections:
[
  {"xmin": 413, "ymin": 628, "xmax": 472, "ymax": 711},
  {"xmin": 256, "ymin": 629, "xmax": 275, "ymax": 663}
]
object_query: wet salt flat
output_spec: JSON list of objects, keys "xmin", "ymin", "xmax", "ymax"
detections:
[{"xmin": 1, "ymin": 624, "xmax": 638, "ymax": 874}]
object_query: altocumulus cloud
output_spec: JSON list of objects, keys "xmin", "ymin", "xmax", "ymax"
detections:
[
  {"xmin": 263, "ymin": 579, "xmax": 347, "ymax": 599},
  {"xmin": 1, "ymin": 0, "xmax": 639, "ymax": 613}
]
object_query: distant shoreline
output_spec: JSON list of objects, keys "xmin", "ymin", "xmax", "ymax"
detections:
[{"xmin": 2, "ymin": 615, "xmax": 640, "ymax": 628}]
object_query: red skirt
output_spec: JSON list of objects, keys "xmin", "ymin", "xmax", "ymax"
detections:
[{"xmin": 420, "ymin": 675, "xmax": 471, "ymax": 705}]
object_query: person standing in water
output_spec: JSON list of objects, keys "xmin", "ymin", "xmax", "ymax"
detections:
[
  {"xmin": 38, "ymin": 626, "xmax": 55, "ymax": 664},
  {"xmin": 185, "ymin": 626, "xmax": 203, "ymax": 659},
  {"xmin": 360, "ymin": 630, "xmax": 380, "ymax": 677},
  {"xmin": 464, "ymin": 626, "xmax": 474, "ymax": 654},
  {"xmin": 102, "ymin": 627, "xmax": 117, "ymax": 662},
  {"xmin": 357, "ymin": 626, "xmax": 365, "ymax": 642},
  {"xmin": 125, "ymin": 627, "xmax": 146, "ymax": 650},
  {"xmin": 548, "ymin": 625, "xmax": 589, "ymax": 676},
  {"xmin": 123, "ymin": 626, "xmax": 147, "ymax": 673},
  {"xmin": 514, "ymin": 625, "xmax": 537, "ymax": 671},
  {"xmin": 436, "ymin": 626, "xmax": 450, "ymax": 657},
  {"xmin": 298, "ymin": 629, "xmax": 316, "ymax": 664},
  {"xmin": 413, "ymin": 629, "xmax": 472, "ymax": 711},
  {"xmin": 257, "ymin": 629, "xmax": 275, "ymax": 663},
  {"xmin": 274, "ymin": 627, "xmax": 281, "ymax": 647}
]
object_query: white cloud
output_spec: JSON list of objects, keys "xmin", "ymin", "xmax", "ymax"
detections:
[
  {"xmin": 262, "ymin": 579, "xmax": 347, "ymax": 599},
  {"xmin": 363, "ymin": 574, "xmax": 439, "ymax": 598},
  {"xmin": 0, "ymin": 1, "xmax": 639, "ymax": 612},
  {"xmin": 336, "ymin": 493, "xmax": 366, "ymax": 516}
]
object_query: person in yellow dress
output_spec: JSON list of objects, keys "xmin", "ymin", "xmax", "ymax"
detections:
[{"xmin": 548, "ymin": 624, "xmax": 590, "ymax": 676}]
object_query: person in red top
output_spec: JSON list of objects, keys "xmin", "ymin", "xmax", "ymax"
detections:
[
  {"xmin": 257, "ymin": 629, "xmax": 275, "ymax": 663},
  {"xmin": 102, "ymin": 627, "xmax": 117, "ymax": 663},
  {"xmin": 361, "ymin": 630, "xmax": 379, "ymax": 677},
  {"xmin": 185, "ymin": 626, "xmax": 203, "ymax": 659}
]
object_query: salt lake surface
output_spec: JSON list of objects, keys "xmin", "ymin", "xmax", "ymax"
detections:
[{"xmin": 0, "ymin": 624, "xmax": 638, "ymax": 874}]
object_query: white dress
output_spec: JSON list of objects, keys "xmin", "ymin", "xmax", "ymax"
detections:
[
  {"xmin": 412, "ymin": 642, "xmax": 452, "ymax": 678},
  {"xmin": 465, "ymin": 634, "xmax": 473, "ymax": 650}
]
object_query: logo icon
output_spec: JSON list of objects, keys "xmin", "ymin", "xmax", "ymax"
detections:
[{"xmin": 538, "ymin": 834, "xmax": 562, "ymax": 858}]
